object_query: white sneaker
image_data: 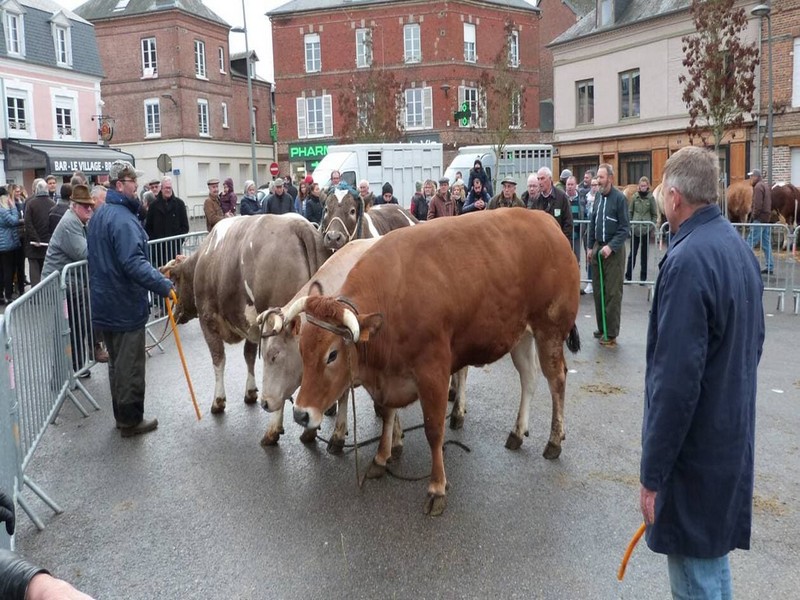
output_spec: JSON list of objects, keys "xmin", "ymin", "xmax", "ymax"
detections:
[{"xmin": 584, "ymin": 283, "xmax": 593, "ymax": 294}]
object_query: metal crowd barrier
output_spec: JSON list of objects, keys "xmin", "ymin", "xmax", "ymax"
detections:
[
  {"xmin": 730, "ymin": 222, "xmax": 793, "ymax": 312},
  {"xmin": 145, "ymin": 231, "xmax": 208, "ymax": 351},
  {"xmin": 793, "ymin": 226, "xmax": 799, "ymax": 315}
]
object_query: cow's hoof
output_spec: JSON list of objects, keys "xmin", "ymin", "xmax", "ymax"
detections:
[
  {"xmin": 299, "ymin": 428, "xmax": 318, "ymax": 444},
  {"xmin": 449, "ymin": 413, "xmax": 465, "ymax": 430},
  {"xmin": 210, "ymin": 398, "xmax": 226, "ymax": 415},
  {"xmin": 543, "ymin": 441, "xmax": 562, "ymax": 460},
  {"xmin": 424, "ymin": 494, "xmax": 447, "ymax": 517},
  {"xmin": 505, "ymin": 431, "xmax": 524, "ymax": 450},
  {"xmin": 324, "ymin": 404, "xmax": 337, "ymax": 417},
  {"xmin": 365, "ymin": 460, "xmax": 386, "ymax": 479},
  {"xmin": 327, "ymin": 437, "xmax": 345, "ymax": 455},
  {"xmin": 260, "ymin": 430, "xmax": 281, "ymax": 447},
  {"xmin": 244, "ymin": 389, "xmax": 258, "ymax": 405},
  {"xmin": 390, "ymin": 444, "xmax": 403, "ymax": 462}
]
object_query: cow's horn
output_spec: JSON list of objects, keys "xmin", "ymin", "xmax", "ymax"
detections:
[
  {"xmin": 265, "ymin": 312, "xmax": 284, "ymax": 336},
  {"xmin": 342, "ymin": 308, "xmax": 360, "ymax": 342},
  {"xmin": 283, "ymin": 296, "xmax": 309, "ymax": 323}
]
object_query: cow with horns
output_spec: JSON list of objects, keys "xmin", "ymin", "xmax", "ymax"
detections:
[{"xmin": 261, "ymin": 208, "xmax": 581, "ymax": 515}]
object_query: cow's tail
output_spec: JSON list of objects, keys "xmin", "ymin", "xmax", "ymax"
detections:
[{"xmin": 566, "ymin": 324, "xmax": 581, "ymax": 354}]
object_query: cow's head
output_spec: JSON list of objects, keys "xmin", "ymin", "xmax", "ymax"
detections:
[
  {"xmin": 257, "ymin": 311, "xmax": 303, "ymax": 413},
  {"xmin": 158, "ymin": 254, "xmax": 196, "ymax": 323},
  {"xmin": 270, "ymin": 294, "xmax": 382, "ymax": 429},
  {"xmin": 320, "ymin": 189, "xmax": 364, "ymax": 251}
]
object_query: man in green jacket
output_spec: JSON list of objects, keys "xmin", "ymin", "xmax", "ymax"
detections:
[{"xmin": 626, "ymin": 176, "xmax": 658, "ymax": 282}]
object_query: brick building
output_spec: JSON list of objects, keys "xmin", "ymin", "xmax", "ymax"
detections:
[
  {"xmin": 268, "ymin": 0, "xmax": 584, "ymax": 179},
  {"xmin": 753, "ymin": 0, "xmax": 800, "ymax": 184},
  {"xmin": 74, "ymin": 0, "xmax": 274, "ymax": 212}
]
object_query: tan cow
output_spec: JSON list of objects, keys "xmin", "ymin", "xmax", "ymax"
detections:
[
  {"xmin": 725, "ymin": 181, "xmax": 753, "ymax": 223},
  {"xmin": 278, "ymin": 209, "xmax": 581, "ymax": 515}
]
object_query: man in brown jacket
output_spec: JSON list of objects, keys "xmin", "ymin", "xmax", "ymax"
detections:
[
  {"xmin": 203, "ymin": 178, "xmax": 226, "ymax": 232},
  {"xmin": 747, "ymin": 169, "xmax": 773, "ymax": 274},
  {"xmin": 427, "ymin": 177, "xmax": 456, "ymax": 219}
]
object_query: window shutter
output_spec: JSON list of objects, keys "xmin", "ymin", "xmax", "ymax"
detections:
[
  {"xmin": 458, "ymin": 86, "xmax": 466, "ymax": 127},
  {"xmin": 296, "ymin": 97, "xmax": 307, "ymax": 139},
  {"xmin": 423, "ymin": 87, "xmax": 433, "ymax": 129},
  {"xmin": 323, "ymin": 94, "xmax": 333, "ymax": 137}
]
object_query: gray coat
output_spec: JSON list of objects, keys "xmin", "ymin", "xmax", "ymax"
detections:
[{"xmin": 42, "ymin": 208, "xmax": 87, "ymax": 282}]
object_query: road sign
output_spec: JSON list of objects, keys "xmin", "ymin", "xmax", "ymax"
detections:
[
  {"xmin": 156, "ymin": 153, "xmax": 172, "ymax": 173},
  {"xmin": 269, "ymin": 162, "xmax": 280, "ymax": 177}
]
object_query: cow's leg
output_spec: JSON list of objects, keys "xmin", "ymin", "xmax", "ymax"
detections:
[
  {"xmin": 417, "ymin": 369, "xmax": 450, "ymax": 516},
  {"xmin": 243, "ymin": 340, "xmax": 258, "ymax": 405},
  {"xmin": 534, "ymin": 332, "xmax": 568, "ymax": 460},
  {"xmin": 390, "ymin": 411, "xmax": 404, "ymax": 460},
  {"xmin": 260, "ymin": 405, "xmax": 285, "ymax": 447},
  {"xmin": 449, "ymin": 367, "xmax": 468, "ymax": 430},
  {"xmin": 327, "ymin": 392, "xmax": 349, "ymax": 454},
  {"xmin": 506, "ymin": 331, "xmax": 539, "ymax": 450},
  {"xmin": 199, "ymin": 317, "xmax": 227, "ymax": 414},
  {"xmin": 365, "ymin": 406, "xmax": 396, "ymax": 479}
]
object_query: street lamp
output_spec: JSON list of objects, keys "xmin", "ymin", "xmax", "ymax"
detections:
[
  {"xmin": 751, "ymin": 3, "xmax": 772, "ymax": 188},
  {"xmin": 231, "ymin": 0, "xmax": 257, "ymax": 186}
]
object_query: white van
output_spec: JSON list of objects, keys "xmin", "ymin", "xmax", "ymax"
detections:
[
  {"xmin": 444, "ymin": 144, "xmax": 554, "ymax": 194},
  {"xmin": 313, "ymin": 143, "xmax": 443, "ymax": 208}
]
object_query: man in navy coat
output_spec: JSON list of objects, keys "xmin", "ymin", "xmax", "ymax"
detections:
[{"xmin": 640, "ymin": 146, "xmax": 764, "ymax": 598}]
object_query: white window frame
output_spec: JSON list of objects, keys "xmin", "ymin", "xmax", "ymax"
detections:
[
  {"xmin": 619, "ymin": 69, "xmax": 640, "ymax": 120},
  {"xmin": 576, "ymin": 79, "xmax": 594, "ymax": 125},
  {"xmin": 305, "ymin": 33, "xmax": 321, "ymax": 73},
  {"xmin": 463, "ymin": 23, "xmax": 476, "ymax": 63},
  {"xmin": 53, "ymin": 24, "xmax": 72, "ymax": 67},
  {"xmin": 52, "ymin": 91, "xmax": 77, "ymax": 139},
  {"xmin": 356, "ymin": 28, "xmax": 372, "ymax": 68},
  {"xmin": 221, "ymin": 102, "xmax": 229, "ymax": 128},
  {"xmin": 195, "ymin": 40, "xmax": 207, "ymax": 79},
  {"xmin": 508, "ymin": 31, "xmax": 519, "ymax": 68},
  {"xmin": 197, "ymin": 98, "xmax": 210, "ymax": 136},
  {"xmin": 295, "ymin": 95, "xmax": 333, "ymax": 139},
  {"xmin": 357, "ymin": 92, "xmax": 375, "ymax": 128},
  {"xmin": 141, "ymin": 37, "xmax": 157, "ymax": 78},
  {"xmin": 5, "ymin": 88, "xmax": 31, "ymax": 136},
  {"xmin": 404, "ymin": 24, "xmax": 421, "ymax": 64},
  {"xmin": 403, "ymin": 87, "xmax": 433, "ymax": 130},
  {"xmin": 144, "ymin": 98, "xmax": 161, "ymax": 137},
  {"xmin": 510, "ymin": 90, "xmax": 521, "ymax": 129},
  {"xmin": 793, "ymin": 37, "xmax": 800, "ymax": 108},
  {"xmin": 218, "ymin": 46, "xmax": 225, "ymax": 73},
  {"xmin": 457, "ymin": 85, "xmax": 485, "ymax": 128},
  {"xmin": 4, "ymin": 5, "xmax": 26, "ymax": 57}
]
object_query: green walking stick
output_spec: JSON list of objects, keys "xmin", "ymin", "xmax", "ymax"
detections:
[{"xmin": 597, "ymin": 250, "xmax": 608, "ymax": 341}]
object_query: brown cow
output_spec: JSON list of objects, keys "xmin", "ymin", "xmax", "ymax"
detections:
[
  {"xmin": 725, "ymin": 181, "xmax": 753, "ymax": 223},
  {"xmin": 771, "ymin": 183, "xmax": 799, "ymax": 229},
  {"xmin": 282, "ymin": 208, "xmax": 580, "ymax": 515},
  {"xmin": 321, "ymin": 189, "xmax": 418, "ymax": 251}
]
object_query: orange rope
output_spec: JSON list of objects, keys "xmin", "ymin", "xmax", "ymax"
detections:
[
  {"xmin": 617, "ymin": 522, "xmax": 646, "ymax": 581},
  {"xmin": 166, "ymin": 290, "xmax": 201, "ymax": 421}
]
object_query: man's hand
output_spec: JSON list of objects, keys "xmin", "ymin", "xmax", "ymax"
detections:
[
  {"xmin": 640, "ymin": 485, "xmax": 657, "ymax": 525},
  {"xmin": 0, "ymin": 491, "xmax": 14, "ymax": 535},
  {"xmin": 586, "ymin": 249, "xmax": 593, "ymax": 261},
  {"xmin": 601, "ymin": 244, "xmax": 613, "ymax": 259},
  {"xmin": 26, "ymin": 573, "xmax": 95, "ymax": 600}
]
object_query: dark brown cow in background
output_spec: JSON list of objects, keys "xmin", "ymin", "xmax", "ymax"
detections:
[{"xmin": 282, "ymin": 209, "xmax": 581, "ymax": 516}]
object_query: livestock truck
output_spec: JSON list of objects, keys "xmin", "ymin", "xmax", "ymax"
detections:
[
  {"xmin": 444, "ymin": 144, "xmax": 554, "ymax": 195},
  {"xmin": 312, "ymin": 143, "xmax": 443, "ymax": 208}
]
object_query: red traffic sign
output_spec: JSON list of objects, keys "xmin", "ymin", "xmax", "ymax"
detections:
[{"xmin": 269, "ymin": 162, "xmax": 280, "ymax": 177}]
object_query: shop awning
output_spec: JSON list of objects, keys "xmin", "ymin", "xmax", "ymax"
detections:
[{"xmin": 4, "ymin": 139, "xmax": 136, "ymax": 176}]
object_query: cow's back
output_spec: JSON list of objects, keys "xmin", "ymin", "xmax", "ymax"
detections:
[{"xmin": 342, "ymin": 208, "xmax": 579, "ymax": 371}]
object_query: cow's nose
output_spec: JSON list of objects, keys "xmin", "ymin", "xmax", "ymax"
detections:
[
  {"xmin": 294, "ymin": 409, "xmax": 310, "ymax": 428},
  {"xmin": 324, "ymin": 231, "xmax": 344, "ymax": 248}
]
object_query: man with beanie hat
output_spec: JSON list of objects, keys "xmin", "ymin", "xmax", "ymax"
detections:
[
  {"xmin": 557, "ymin": 168, "xmax": 572, "ymax": 191},
  {"xmin": 375, "ymin": 182, "xmax": 398, "ymax": 205}
]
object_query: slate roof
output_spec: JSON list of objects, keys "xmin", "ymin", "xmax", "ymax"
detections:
[
  {"xmin": 269, "ymin": 0, "xmax": 541, "ymax": 17},
  {"xmin": 550, "ymin": 0, "xmax": 690, "ymax": 46},
  {"xmin": 0, "ymin": 0, "xmax": 103, "ymax": 76},
  {"xmin": 74, "ymin": 0, "xmax": 228, "ymax": 26}
]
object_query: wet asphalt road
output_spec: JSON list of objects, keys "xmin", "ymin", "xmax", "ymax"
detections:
[{"xmin": 13, "ymin": 285, "xmax": 800, "ymax": 599}]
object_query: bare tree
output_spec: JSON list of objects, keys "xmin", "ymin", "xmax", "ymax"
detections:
[{"xmin": 339, "ymin": 65, "xmax": 405, "ymax": 143}]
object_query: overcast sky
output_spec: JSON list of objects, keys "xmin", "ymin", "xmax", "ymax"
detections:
[{"xmin": 61, "ymin": 0, "xmax": 288, "ymax": 82}]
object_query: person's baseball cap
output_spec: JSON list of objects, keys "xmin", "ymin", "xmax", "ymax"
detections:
[
  {"xmin": 747, "ymin": 169, "xmax": 762, "ymax": 178},
  {"xmin": 274, "ymin": 177, "xmax": 285, "ymax": 187},
  {"xmin": 109, "ymin": 160, "xmax": 144, "ymax": 182}
]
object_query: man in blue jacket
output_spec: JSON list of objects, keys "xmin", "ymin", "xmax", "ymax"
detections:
[
  {"xmin": 640, "ymin": 146, "xmax": 764, "ymax": 598},
  {"xmin": 88, "ymin": 161, "xmax": 174, "ymax": 437}
]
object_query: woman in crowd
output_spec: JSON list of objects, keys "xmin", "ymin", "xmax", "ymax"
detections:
[
  {"xmin": 8, "ymin": 184, "xmax": 28, "ymax": 296},
  {"xmin": 304, "ymin": 182, "xmax": 323, "ymax": 225},
  {"xmin": 0, "ymin": 186, "xmax": 21, "ymax": 304},
  {"xmin": 220, "ymin": 178, "xmax": 237, "ymax": 216},
  {"xmin": 239, "ymin": 180, "xmax": 260, "ymax": 215},
  {"xmin": 294, "ymin": 179, "xmax": 310, "ymax": 215},
  {"xmin": 450, "ymin": 180, "xmax": 466, "ymax": 215}
]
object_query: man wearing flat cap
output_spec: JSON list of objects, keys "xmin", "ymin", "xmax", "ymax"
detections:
[
  {"xmin": 428, "ymin": 177, "xmax": 456, "ymax": 219},
  {"xmin": 489, "ymin": 177, "xmax": 525, "ymax": 210},
  {"xmin": 264, "ymin": 177, "xmax": 295, "ymax": 215},
  {"xmin": 203, "ymin": 177, "xmax": 227, "ymax": 231},
  {"xmin": 87, "ymin": 160, "xmax": 174, "ymax": 438}
]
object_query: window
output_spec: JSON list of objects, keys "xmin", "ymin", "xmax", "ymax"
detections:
[
  {"xmin": 221, "ymin": 102, "xmax": 228, "ymax": 128},
  {"xmin": 458, "ymin": 86, "xmax": 485, "ymax": 128},
  {"xmin": 54, "ymin": 26, "xmax": 71, "ymax": 66},
  {"xmin": 144, "ymin": 98, "xmax": 160, "ymax": 137},
  {"xmin": 356, "ymin": 28, "xmax": 372, "ymax": 68},
  {"xmin": 463, "ymin": 23, "xmax": 476, "ymax": 63},
  {"xmin": 404, "ymin": 24, "xmax": 420, "ymax": 64},
  {"xmin": 357, "ymin": 92, "xmax": 375, "ymax": 128},
  {"xmin": 619, "ymin": 152, "xmax": 651, "ymax": 186},
  {"xmin": 508, "ymin": 31, "xmax": 519, "ymax": 68},
  {"xmin": 54, "ymin": 96, "xmax": 75, "ymax": 138},
  {"xmin": 619, "ymin": 69, "xmax": 640, "ymax": 119},
  {"xmin": 793, "ymin": 37, "xmax": 800, "ymax": 108},
  {"xmin": 404, "ymin": 87, "xmax": 433, "ymax": 130},
  {"xmin": 4, "ymin": 9, "xmax": 25, "ymax": 56},
  {"xmin": 141, "ymin": 37, "xmax": 157, "ymax": 77},
  {"xmin": 197, "ymin": 99, "xmax": 209, "ymax": 135},
  {"xmin": 113, "ymin": 0, "xmax": 130, "ymax": 10},
  {"xmin": 576, "ymin": 79, "xmax": 594, "ymax": 125},
  {"xmin": 218, "ymin": 47, "xmax": 225, "ymax": 73},
  {"xmin": 195, "ymin": 40, "xmax": 207, "ymax": 78},
  {"xmin": 6, "ymin": 94, "xmax": 28, "ymax": 133},
  {"xmin": 305, "ymin": 33, "xmax": 321, "ymax": 73},
  {"xmin": 599, "ymin": 0, "xmax": 613, "ymax": 27},
  {"xmin": 295, "ymin": 95, "xmax": 333, "ymax": 139},
  {"xmin": 510, "ymin": 90, "xmax": 521, "ymax": 129}
]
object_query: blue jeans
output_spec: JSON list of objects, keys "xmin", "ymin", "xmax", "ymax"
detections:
[
  {"xmin": 748, "ymin": 222, "xmax": 773, "ymax": 271},
  {"xmin": 667, "ymin": 554, "xmax": 732, "ymax": 600}
]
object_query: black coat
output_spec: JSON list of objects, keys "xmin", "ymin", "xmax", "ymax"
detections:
[
  {"xmin": 304, "ymin": 194, "xmax": 323, "ymax": 225},
  {"xmin": 264, "ymin": 192, "xmax": 294, "ymax": 215},
  {"xmin": 145, "ymin": 193, "xmax": 189, "ymax": 240},
  {"xmin": 24, "ymin": 192, "xmax": 54, "ymax": 260}
]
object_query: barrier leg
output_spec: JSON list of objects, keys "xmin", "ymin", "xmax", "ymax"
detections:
[
  {"xmin": 24, "ymin": 475, "xmax": 63, "ymax": 516},
  {"xmin": 16, "ymin": 493, "xmax": 45, "ymax": 532},
  {"xmin": 72, "ymin": 380, "xmax": 100, "ymax": 411}
]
